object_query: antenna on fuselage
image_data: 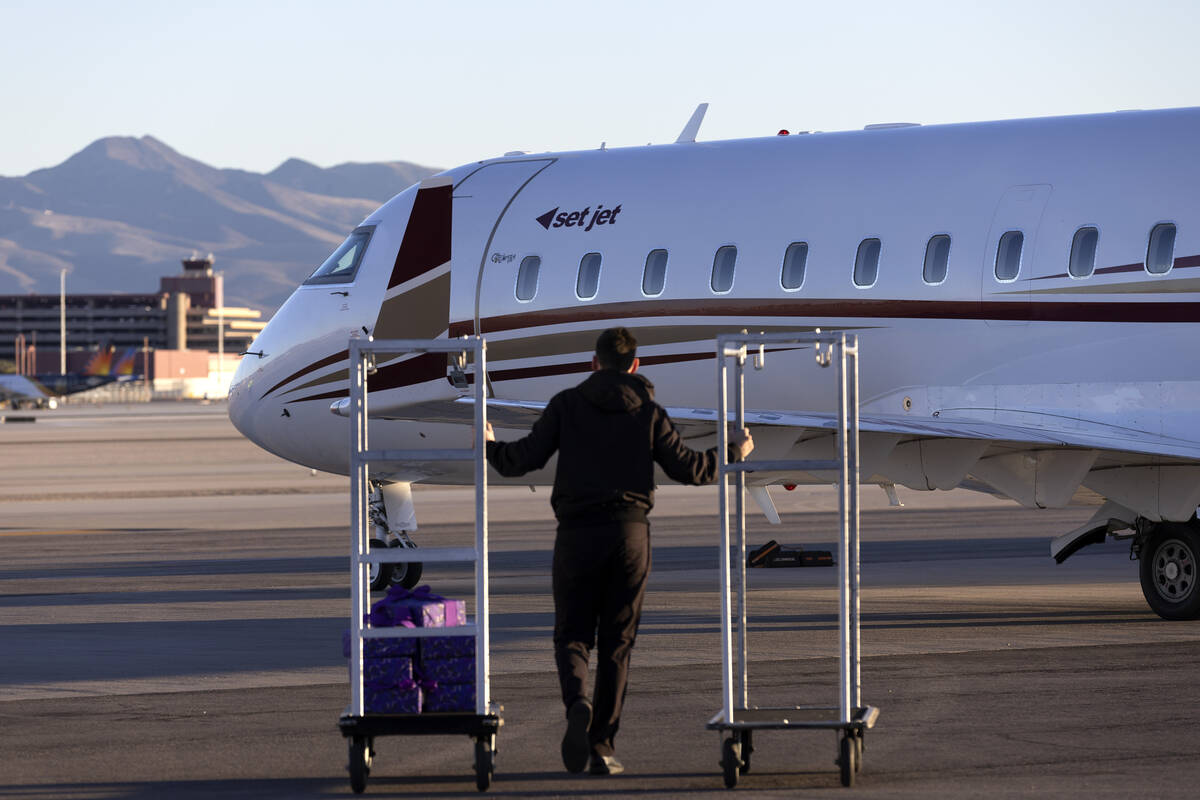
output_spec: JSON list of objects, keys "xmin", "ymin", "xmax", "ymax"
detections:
[{"xmin": 675, "ymin": 103, "xmax": 709, "ymax": 143}]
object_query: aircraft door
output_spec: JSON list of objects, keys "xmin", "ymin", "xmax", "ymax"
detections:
[
  {"xmin": 450, "ymin": 159, "xmax": 556, "ymax": 337},
  {"xmin": 982, "ymin": 184, "xmax": 1051, "ymax": 327}
]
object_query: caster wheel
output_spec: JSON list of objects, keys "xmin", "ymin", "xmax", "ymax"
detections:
[
  {"xmin": 854, "ymin": 732, "xmax": 864, "ymax": 772},
  {"xmin": 348, "ymin": 735, "xmax": 372, "ymax": 794},
  {"xmin": 721, "ymin": 737, "xmax": 741, "ymax": 788},
  {"xmin": 475, "ymin": 737, "xmax": 494, "ymax": 791},
  {"xmin": 368, "ymin": 539, "xmax": 393, "ymax": 591},
  {"xmin": 739, "ymin": 730, "xmax": 753, "ymax": 775},
  {"xmin": 839, "ymin": 733, "xmax": 857, "ymax": 787}
]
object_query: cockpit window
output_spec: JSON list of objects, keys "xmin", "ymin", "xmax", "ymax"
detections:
[{"xmin": 304, "ymin": 226, "xmax": 375, "ymax": 285}]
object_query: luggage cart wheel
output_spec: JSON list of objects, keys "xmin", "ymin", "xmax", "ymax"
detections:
[
  {"xmin": 348, "ymin": 735, "xmax": 372, "ymax": 794},
  {"xmin": 474, "ymin": 736, "xmax": 495, "ymax": 792},
  {"xmin": 838, "ymin": 733, "xmax": 857, "ymax": 788},
  {"xmin": 721, "ymin": 737, "xmax": 742, "ymax": 788},
  {"xmin": 738, "ymin": 730, "xmax": 753, "ymax": 775}
]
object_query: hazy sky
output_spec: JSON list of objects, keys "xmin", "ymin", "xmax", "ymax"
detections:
[{"xmin": 2, "ymin": 0, "xmax": 1198, "ymax": 177}]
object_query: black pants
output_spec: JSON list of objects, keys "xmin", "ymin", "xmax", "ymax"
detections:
[{"xmin": 552, "ymin": 519, "xmax": 650, "ymax": 757}]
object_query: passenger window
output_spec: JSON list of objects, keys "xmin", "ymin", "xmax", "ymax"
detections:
[
  {"xmin": 781, "ymin": 242, "xmax": 808, "ymax": 290},
  {"xmin": 923, "ymin": 235, "xmax": 951, "ymax": 284},
  {"xmin": 1069, "ymin": 227, "xmax": 1099, "ymax": 278},
  {"xmin": 576, "ymin": 252, "xmax": 601, "ymax": 299},
  {"xmin": 304, "ymin": 226, "xmax": 374, "ymax": 285},
  {"xmin": 994, "ymin": 231, "xmax": 1024, "ymax": 281},
  {"xmin": 643, "ymin": 249, "xmax": 668, "ymax": 296},
  {"xmin": 854, "ymin": 238, "xmax": 880, "ymax": 287},
  {"xmin": 515, "ymin": 256, "xmax": 540, "ymax": 301},
  {"xmin": 711, "ymin": 246, "xmax": 737, "ymax": 293},
  {"xmin": 1146, "ymin": 223, "xmax": 1176, "ymax": 274}
]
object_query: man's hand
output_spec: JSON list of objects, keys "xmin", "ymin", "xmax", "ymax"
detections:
[
  {"xmin": 471, "ymin": 422, "xmax": 496, "ymax": 446},
  {"xmin": 730, "ymin": 427, "xmax": 754, "ymax": 460}
]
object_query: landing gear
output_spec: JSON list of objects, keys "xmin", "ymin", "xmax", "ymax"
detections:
[
  {"xmin": 368, "ymin": 481, "xmax": 423, "ymax": 592},
  {"xmin": 388, "ymin": 537, "xmax": 424, "ymax": 590},
  {"xmin": 368, "ymin": 539, "xmax": 393, "ymax": 592},
  {"xmin": 1139, "ymin": 522, "xmax": 1200, "ymax": 620}
]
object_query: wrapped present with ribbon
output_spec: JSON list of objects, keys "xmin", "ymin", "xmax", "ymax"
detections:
[
  {"xmin": 420, "ymin": 635, "xmax": 476, "ymax": 661},
  {"xmin": 342, "ymin": 628, "xmax": 418, "ymax": 659},
  {"xmin": 363, "ymin": 656, "xmax": 414, "ymax": 688},
  {"xmin": 365, "ymin": 679, "xmax": 422, "ymax": 713},
  {"xmin": 420, "ymin": 656, "xmax": 475, "ymax": 684},
  {"xmin": 368, "ymin": 585, "xmax": 467, "ymax": 628},
  {"xmin": 423, "ymin": 681, "xmax": 475, "ymax": 713}
]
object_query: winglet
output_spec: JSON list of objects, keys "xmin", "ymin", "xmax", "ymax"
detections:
[{"xmin": 675, "ymin": 103, "xmax": 709, "ymax": 143}]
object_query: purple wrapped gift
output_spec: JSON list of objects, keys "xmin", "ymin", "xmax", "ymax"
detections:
[
  {"xmin": 342, "ymin": 630, "xmax": 418, "ymax": 659},
  {"xmin": 421, "ymin": 635, "xmax": 475, "ymax": 661},
  {"xmin": 424, "ymin": 682, "xmax": 475, "ymax": 713},
  {"xmin": 365, "ymin": 682, "xmax": 422, "ymax": 713},
  {"xmin": 364, "ymin": 656, "xmax": 414, "ymax": 688},
  {"xmin": 420, "ymin": 656, "xmax": 475, "ymax": 684},
  {"xmin": 369, "ymin": 586, "xmax": 466, "ymax": 628}
]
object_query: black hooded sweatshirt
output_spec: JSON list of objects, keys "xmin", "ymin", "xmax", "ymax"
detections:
[{"xmin": 485, "ymin": 369, "xmax": 740, "ymax": 525}]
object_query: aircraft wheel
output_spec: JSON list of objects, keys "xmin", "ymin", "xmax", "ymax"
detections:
[
  {"xmin": 388, "ymin": 541, "xmax": 424, "ymax": 590},
  {"xmin": 1140, "ymin": 523, "xmax": 1200, "ymax": 620},
  {"xmin": 368, "ymin": 539, "xmax": 393, "ymax": 592}
]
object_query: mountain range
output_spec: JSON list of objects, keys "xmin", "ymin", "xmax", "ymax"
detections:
[{"xmin": 0, "ymin": 137, "xmax": 439, "ymax": 312}]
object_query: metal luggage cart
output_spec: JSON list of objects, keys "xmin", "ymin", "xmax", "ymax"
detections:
[
  {"xmin": 706, "ymin": 332, "xmax": 879, "ymax": 789},
  {"xmin": 338, "ymin": 336, "xmax": 502, "ymax": 793}
]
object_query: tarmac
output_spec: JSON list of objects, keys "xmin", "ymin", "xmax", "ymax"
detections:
[{"xmin": 2, "ymin": 403, "xmax": 1199, "ymax": 798}]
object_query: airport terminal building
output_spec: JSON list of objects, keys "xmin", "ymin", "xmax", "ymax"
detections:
[{"xmin": 1, "ymin": 256, "xmax": 267, "ymax": 398}]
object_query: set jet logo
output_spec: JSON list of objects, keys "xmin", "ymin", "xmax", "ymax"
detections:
[{"xmin": 535, "ymin": 204, "xmax": 622, "ymax": 232}]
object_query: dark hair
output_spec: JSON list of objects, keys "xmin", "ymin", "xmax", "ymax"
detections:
[{"xmin": 595, "ymin": 327, "xmax": 637, "ymax": 371}]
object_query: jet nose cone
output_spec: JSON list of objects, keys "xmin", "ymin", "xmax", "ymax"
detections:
[{"xmin": 227, "ymin": 360, "xmax": 257, "ymax": 442}]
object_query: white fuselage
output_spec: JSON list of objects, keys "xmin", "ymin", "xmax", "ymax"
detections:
[{"xmin": 229, "ymin": 108, "xmax": 1200, "ymax": 519}]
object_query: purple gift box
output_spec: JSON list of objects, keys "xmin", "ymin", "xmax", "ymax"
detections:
[
  {"xmin": 364, "ymin": 656, "xmax": 413, "ymax": 688},
  {"xmin": 369, "ymin": 586, "xmax": 467, "ymax": 628},
  {"xmin": 420, "ymin": 656, "xmax": 475, "ymax": 684},
  {"xmin": 343, "ymin": 630, "xmax": 418, "ymax": 659},
  {"xmin": 424, "ymin": 682, "xmax": 475, "ymax": 713},
  {"xmin": 365, "ymin": 684, "xmax": 422, "ymax": 713},
  {"xmin": 421, "ymin": 635, "xmax": 475, "ymax": 660}
]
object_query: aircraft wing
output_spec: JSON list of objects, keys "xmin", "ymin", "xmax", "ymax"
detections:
[{"xmin": 468, "ymin": 397, "xmax": 1200, "ymax": 462}]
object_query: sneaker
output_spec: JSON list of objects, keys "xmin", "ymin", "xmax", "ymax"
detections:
[
  {"xmin": 561, "ymin": 699, "xmax": 592, "ymax": 773},
  {"xmin": 589, "ymin": 754, "xmax": 624, "ymax": 775}
]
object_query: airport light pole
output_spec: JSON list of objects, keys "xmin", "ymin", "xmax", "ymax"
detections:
[
  {"xmin": 59, "ymin": 269, "xmax": 66, "ymax": 375},
  {"xmin": 216, "ymin": 269, "xmax": 224, "ymax": 389}
]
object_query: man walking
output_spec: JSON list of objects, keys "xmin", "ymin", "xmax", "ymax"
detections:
[{"xmin": 484, "ymin": 327, "xmax": 753, "ymax": 775}]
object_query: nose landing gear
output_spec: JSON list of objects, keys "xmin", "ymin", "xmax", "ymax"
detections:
[{"xmin": 368, "ymin": 482, "xmax": 424, "ymax": 592}]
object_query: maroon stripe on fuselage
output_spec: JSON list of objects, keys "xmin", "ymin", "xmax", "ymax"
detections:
[
  {"xmin": 260, "ymin": 348, "xmax": 348, "ymax": 400},
  {"xmin": 284, "ymin": 350, "xmax": 722, "ymax": 403},
  {"xmin": 388, "ymin": 185, "xmax": 452, "ymax": 289},
  {"xmin": 449, "ymin": 294, "xmax": 1200, "ymax": 337}
]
